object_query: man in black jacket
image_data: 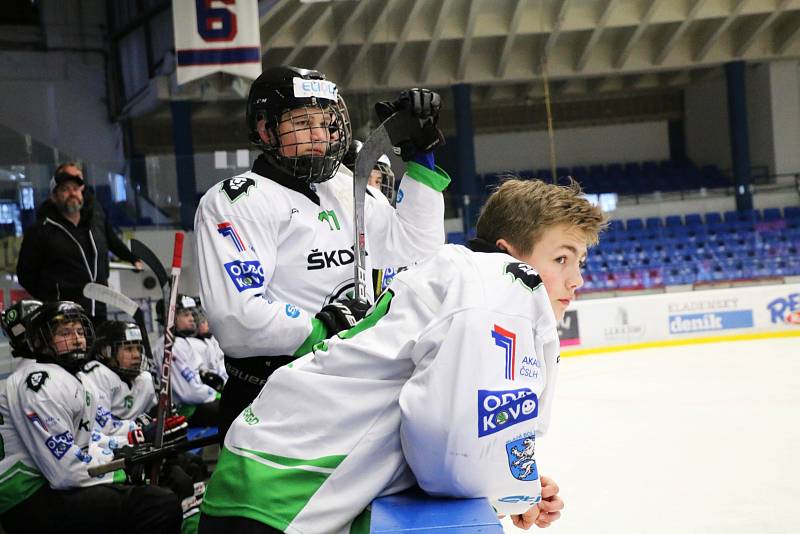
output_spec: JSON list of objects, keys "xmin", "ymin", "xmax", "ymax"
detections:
[{"xmin": 16, "ymin": 163, "xmax": 143, "ymax": 322}]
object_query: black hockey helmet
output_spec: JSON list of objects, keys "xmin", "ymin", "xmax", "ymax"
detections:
[
  {"xmin": 245, "ymin": 65, "xmax": 350, "ymax": 184},
  {"xmin": 156, "ymin": 294, "xmax": 197, "ymax": 336},
  {"xmin": 27, "ymin": 301, "xmax": 94, "ymax": 373},
  {"xmin": 0, "ymin": 299, "xmax": 43, "ymax": 358},
  {"xmin": 92, "ymin": 320, "xmax": 146, "ymax": 381}
]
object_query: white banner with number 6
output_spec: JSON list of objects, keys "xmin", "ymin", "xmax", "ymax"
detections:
[{"xmin": 173, "ymin": 0, "xmax": 261, "ymax": 85}]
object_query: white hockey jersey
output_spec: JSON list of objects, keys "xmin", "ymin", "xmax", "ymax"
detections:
[
  {"xmin": 185, "ymin": 336, "xmax": 228, "ymax": 381},
  {"xmin": 78, "ymin": 361, "xmax": 157, "ymax": 420},
  {"xmin": 201, "ymin": 244, "xmax": 560, "ymax": 533},
  {"xmin": 194, "ymin": 158, "xmax": 449, "ymax": 358},
  {"xmin": 0, "ymin": 359, "xmax": 46, "ymax": 513},
  {"xmin": 153, "ymin": 336, "xmax": 218, "ymax": 409},
  {"xmin": 6, "ymin": 361, "xmax": 125, "ymax": 490}
]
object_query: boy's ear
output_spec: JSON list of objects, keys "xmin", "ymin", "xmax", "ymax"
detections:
[{"xmin": 495, "ymin": 238, "xmax": 515, "ymax": 255}]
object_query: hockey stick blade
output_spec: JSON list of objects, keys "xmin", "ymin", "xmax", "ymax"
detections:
[
  {"xmin": 131, "ymin": 239, "xmax": 169, "ymax": 290},
  {"xmin": 83, "ymin": 283, "xmax": 139, "ymax": 317},
  {"xmin": 87, "ymin": 433, "xmax": 220, "ymax": 477},
  {"xmin": 352, "ymin": 111, "xmax": 421, "ymax": 303}
]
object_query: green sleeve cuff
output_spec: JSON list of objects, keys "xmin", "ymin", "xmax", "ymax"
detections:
[
  {"xmin": 113, "ymin": 469, "xmax": 127, "ymax": 484},
  {"xmin": 293, "ymin": 318, "xmax": 328, "ymax": 357},
  {"xmin": 406, "ymin": 161, "xmax": 451, "ymax": 192}
]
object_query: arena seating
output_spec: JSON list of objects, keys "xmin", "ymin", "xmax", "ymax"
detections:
[
  {"xmin": 447, "ymin": 207, "xmax": 800, "ymax": 291},
  {"xmin": 480, "ymin": 159, "xmax": 729, "ymax": 196}
]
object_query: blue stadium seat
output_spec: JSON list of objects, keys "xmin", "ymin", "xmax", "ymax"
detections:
[
  {"xmin": 705, "ymin": 212, "xmax": 723, "ymax": 225},
  {"xmin": 645, "ymin": 217, "xmax": 662, "ymax": 229},
  {"xmin": 626, "ymin": 218, "xmax": 644, "ymax": 232},
  {"xmin": 665, "ymin": 215, "xmax": 683, "ymax": 227},
  {"xmin": 763, "ymin": 207, "xmax": 782, "ymax": 221},
  {"xmin": 685, "ymin": 213, "xmax": 703, "ymax": 227},
  {"xmin": 785, "ymin": 206, "xmax": 800, "ymax": 219}
]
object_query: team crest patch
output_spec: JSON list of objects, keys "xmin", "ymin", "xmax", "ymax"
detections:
[
  {"xmin": 504, "ymin": 263, "xmax": 543, "ymax": 292},
  {"xmin": 221, "ymin": 177, "xmax": 256, "ymax": 203},
  {"xmin": 506, "ymin": 434, "xmax": 539, "ymax": 481},
  {"xmin": 25, "ymin": 371, "xmax": 49, "ymax": 392}
]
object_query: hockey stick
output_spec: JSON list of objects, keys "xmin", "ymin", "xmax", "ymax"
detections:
[
  {"xmin": 82, "ymin": 282, "xmax": 156, "ymax": 373},
  {"xmin": 87, "ymin": 433, "xmax": 220, "ymax": 477},
  {"xmin": 150, "ymin": 232, "xmax": 185, "ymax": 485},
  {"xmin": 131, "ymin": 239, "xmax": 171, "ymax": 316},
  {"xmin": 352, "ymin": 111, "xmax": 420, "ymax": 304}
]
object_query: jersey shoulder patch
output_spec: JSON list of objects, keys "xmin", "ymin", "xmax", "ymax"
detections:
[
  {"xmin": 220, "ymin": 177, "xmax": 257, "ymax": 203},
  {"xmin": 80, "ymin": 361, "xmax": 101, "ymax": 374},
  {"xmin": 504, "ymin": 262, "xmax": 543, "ymax": 292},
  {"xmin": 25, "ymin": 370, "xmax": 49, "ymax": 392}
]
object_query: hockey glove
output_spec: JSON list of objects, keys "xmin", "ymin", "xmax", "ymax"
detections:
[
  {"xmin": 113, "ymin": 445, "xmax": 148, "ymax": 485},
  {"xmin": 315, "ymin": 299, "xmax": 371, "ymax": 336},
  {"xmin": 199, "ymin": 370, "xmax": 225, "ymax": 392},
  {"xmin": 375, "ymin": 88, "xmax": 445, "ymax": 161},
  {"xmin": 129, "ymin": 414, "xmax": 188, "ymax": 446}
]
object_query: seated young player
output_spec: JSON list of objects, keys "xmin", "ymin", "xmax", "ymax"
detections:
[
  {"xmin": 198, "ymin": 178, "xmax": 604, "ymax": 533},
  {"xmin": 185, "ymin": 302, "xmax": 227, "ymax": 393},
  {"xmin": 154, "ymin": 295, "xmax": 220, "ymax": 427},
  {"xmin": 79, "ymin": 320, "xmax": 186, "ymax": 444},
  {"xmin": 5, "ymin": 301, "xmax": 182, "ymax": 532}
]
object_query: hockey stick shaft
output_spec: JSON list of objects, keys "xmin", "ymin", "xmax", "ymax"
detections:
[
  {"xmin": 150, "ymin": 232, "xmax": 185, "ymax": 484},
  {"xmin": 88, "ymin": 433, "xmax": 220, "ymax": 477},
  {"xmin": 352, "ymin": 111, "xmax": 420, "ymax": 303},
  {"xmin": 131, "ymin": 239, "xmax": 171, "ymax": 317}
]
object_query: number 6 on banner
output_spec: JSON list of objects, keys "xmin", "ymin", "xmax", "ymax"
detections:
[{"xmin": 196, "ymin": 0, "xmax": 237, "ymax": 42}]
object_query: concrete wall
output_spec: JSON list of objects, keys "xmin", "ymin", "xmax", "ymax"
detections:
[
  {"xmin": 474, "ymin": 121, "xmax": 670, "ymax": 174},
  {"xmin": 0, "ymin": 0, "xmax": 124, "ymax": 171}
]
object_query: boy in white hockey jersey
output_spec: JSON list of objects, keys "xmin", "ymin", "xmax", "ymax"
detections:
[
  {"xmin": 154, "ymin": 295, "xmax": 220, "ymax": 427},
  {"xmin": 194, "ymin": 66, "xmax": 449, "ymax": 436},
  {"xmin": 4, "ymin": 301, "xmax": 181, "ymax": 532},
  {"xmin": 198, "ymin": 178, "xmax": 604, "ymax": 533}
]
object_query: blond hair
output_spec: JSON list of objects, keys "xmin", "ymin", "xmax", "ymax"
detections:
[{"xmin": 476, "ymin": 176, "xmax": 607, "ymax": 255}]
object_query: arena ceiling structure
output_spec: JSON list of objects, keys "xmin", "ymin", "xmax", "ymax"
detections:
[{"xmin": 132, "ymin": 0, "xmax": 800, "ymax": 151}]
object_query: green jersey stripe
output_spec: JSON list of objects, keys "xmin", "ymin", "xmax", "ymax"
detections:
[{"xmin": 202, "ymin": 446, "xmax": 344, "ymax": 530}]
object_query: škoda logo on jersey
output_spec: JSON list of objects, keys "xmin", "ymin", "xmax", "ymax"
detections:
[{"xmin": 478, "ymin": 388, "xmax": 538, "ymax": 437}]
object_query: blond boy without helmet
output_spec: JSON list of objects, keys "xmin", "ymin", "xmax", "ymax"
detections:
[{"xmin": 198, "ymin": 177, "xmax": 605, "ymax": 534}]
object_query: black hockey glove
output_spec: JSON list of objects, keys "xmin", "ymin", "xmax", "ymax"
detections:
[
  {"xmin": 375, "ymin": 88, "xmax": 445, "ymax": 161},
  {"xmin": 113, "ymin": 445, "xmax": 148, "ymax": 485},
  {"xmin": 315, "ymin": 299, "xmax": 371, "ymax": 336},
  {"xmin": 199, "ymin": 370, "xmax": 225, "ymax": 392}
]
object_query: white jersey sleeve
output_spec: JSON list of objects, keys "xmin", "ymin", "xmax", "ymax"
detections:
[
  {"xmin": 362, "ymin": 162, "xmax": 448, "ymax": 269},
  {"xmin": 78, "ymin": 362, "xmax": 140, "ymax": 438},
  {"xmin": 8, "ymin": 363, "xmax": 121, "ymax": 489}
]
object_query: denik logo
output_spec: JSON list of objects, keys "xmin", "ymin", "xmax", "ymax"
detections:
[
  {"xmin": 669, "ymin": 310, "xmax": 754, "ymax": 334},
  {"xmin": 217, "ymin": 222, "xmax": 246, "ymax": 252},
  {"xmin": 506, "ymin": 434, "xmax": 539, "ymax": 481},
  {"xmin": 478, "ymin": 388, "xmax": 538, "ymax": 437},
  {"xmin": 492, "ymin": 325, "xmax": 516, "ymax": 380},
  {"xmin": 224, "ymin": 260, "xmax": 265, "ymax": 292},
  {"xmin": 285, "ymin": 304, "xmax": 300, "ymax": 318},
  {"xmin": 766, "ymin": 293, "xmax": 800, "ymax": 324},
  {"xmin": 396, "ymin": 189, "xmax": 404, "ymax": 203}
]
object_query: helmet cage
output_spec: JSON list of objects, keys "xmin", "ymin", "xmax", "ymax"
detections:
[
  {"xmin": 374, "ymin": 161, "xmax": 396, "ymax": 204},
  {"xmin": 95, "ymin": 322, "xmax": 146, "ymax": 380},
  {"xmin": 30, "ymin": 303, "xmax": 94, "ymax": 372},
  {"xmin": 246, "ymin": 66, "xmax": 349, "ymax": 184}
]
